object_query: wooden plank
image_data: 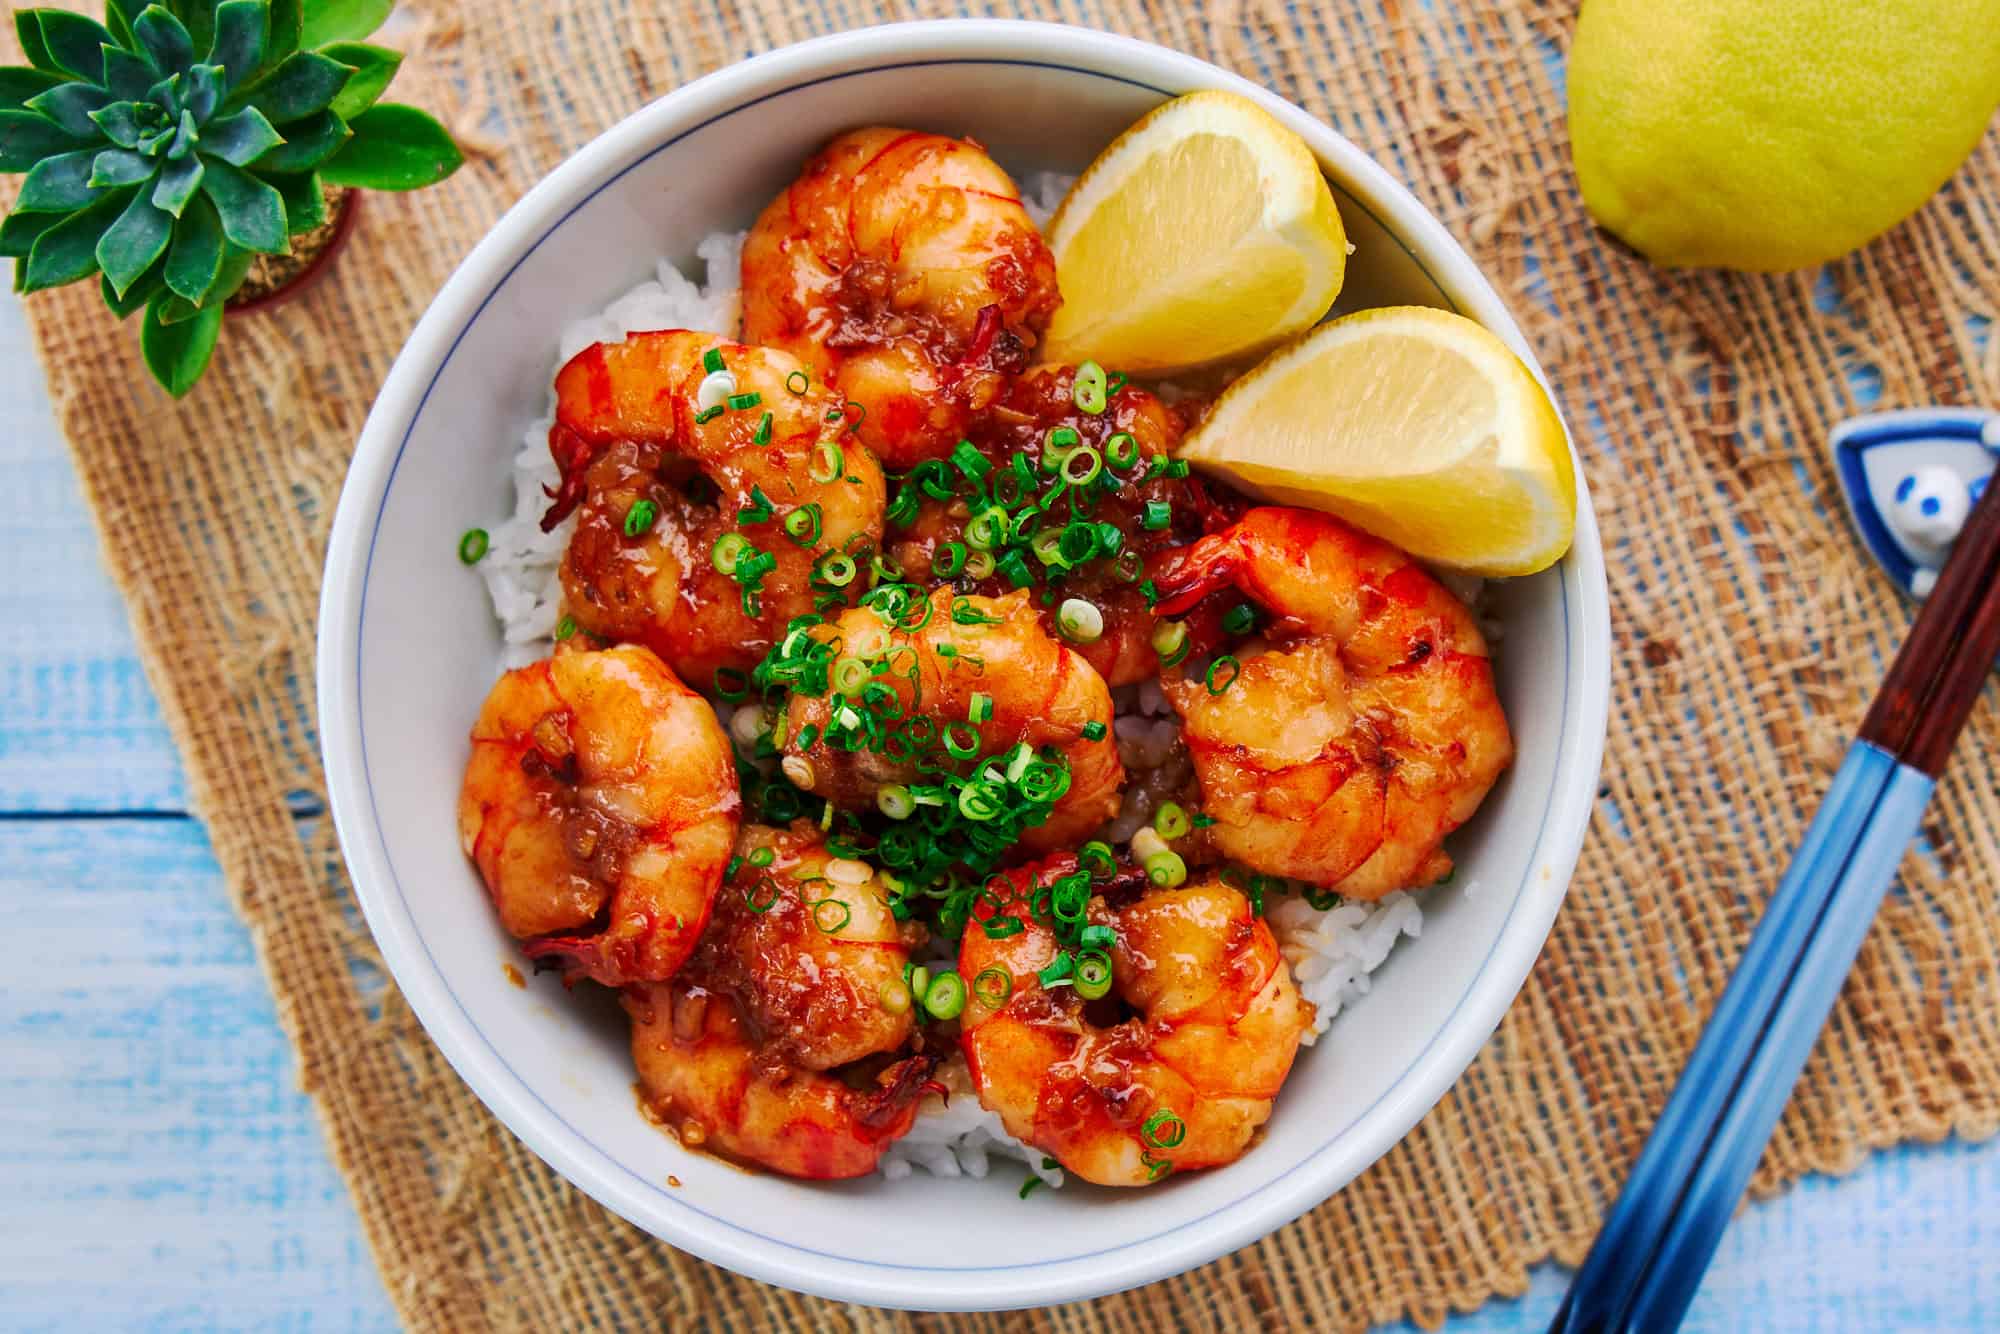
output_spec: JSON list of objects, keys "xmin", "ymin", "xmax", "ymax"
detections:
[
  {"xmin": 0, "ymin": 292, "xmax": 186, "ymax": 814},
  {"xmin": 0, "ymin": 817, "xmax": 395, "ymax": 1330}
]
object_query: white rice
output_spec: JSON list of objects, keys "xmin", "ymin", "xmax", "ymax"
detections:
[{"xmin": 475, "ymin": 199, "xmax": 1441, "ymax": 1187}]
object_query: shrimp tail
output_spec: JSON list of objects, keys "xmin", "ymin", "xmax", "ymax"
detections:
[
  {"xmin": 541, "ymin": 422, "xmax": 600, "ymax": 531},
  {"xmin": 1150, "ymin": 529, "xmax": 1243, "ymax": 618},
  {"xmin": 857, "ymin": 1050, "xmax": 942, "ymax": 1133}
]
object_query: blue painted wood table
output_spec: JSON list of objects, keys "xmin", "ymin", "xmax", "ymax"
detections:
[{"xmin": 1, "ymin": 288, "xmax": 1994, "ymax": 1331}]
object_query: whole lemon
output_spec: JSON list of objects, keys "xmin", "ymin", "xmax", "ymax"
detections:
[{"xmin": 1568, "ymin": 0, "xmax": 2000, "ymax": 271}]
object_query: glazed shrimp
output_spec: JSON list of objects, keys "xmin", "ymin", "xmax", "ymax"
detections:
[
  {"xmin": 741, "ymin": 128, "xmax": 1062, "ymax": 470},
  {"xmin": 775, "ymin": 587, "xmax": 1123, "ymax": 851},
  {"xmin": 626, "ymin": 980, "xmax": 933, "ymax": 1180},
  {"xmin": 695, "ymin": 823, "xmax": 915, "ymax": 1070},
  {"xmin": 884, "ymin": 364, "xmax": 1230, "ymax": 686},
  {"xmin": 1150, "ymin": 507, "xmax": 1513, "ymax": 898},
  {"xmin": 457, "ymin": 644, "xmax": 739, "ymax": 985},
  {"xmin": 545, "ymin": 330, "xmax": 886, "ymax": 685},
  {"xmin": 625, "ymin": 825, "xmax": 928, "ymax": 1178},
  {"xmin": 958, "ymin": 856, "xmax": 1310, "ymax": 1186}
]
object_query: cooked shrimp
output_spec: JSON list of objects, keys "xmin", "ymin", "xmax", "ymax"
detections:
[
  {"xmin": 626, "ymin": 979, "xmax": 933, "ymax": 1180},
  {"xmin": 958, "ymin": 856, "xmax": 1310, "ymax": 1186},
  {"xmin": 693, "ymin": 823, "xmax": 915, "ymax": 1070},
  {"xmin": 1150, "ymin": 507, "xmax": 1513, "ymax": 898},
  {"xmin": 545, "ymin": 330, "xmax": 886, "ymax": 685},
  {"xmin": 885, "ymin": 364, "xmax": 1231, "ymax": 686},
  {"xmin": 776, "ymin": 587, "xmax": 1123, "ymax": 852},
  {"xmin": 741, "ymin": 128, "xmax": 1062, "ymax": 470},
  {"xmin": 457, "ymin": 644, "xmax": 739, "ymax": 985}
]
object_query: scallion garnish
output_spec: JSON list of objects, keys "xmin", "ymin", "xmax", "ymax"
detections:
[
  {"xmin": 1151, "ymin": 618, "xmax": 1188, "ymax": 667},
  {"xmin": 973, "ymin": 966, "xmax": 1013, "ymax": 1008},
  {"xmin": 785, "ymin": 368, "xmax": 809, "ymax": 395},
  {"xmin": 1081, "ymin": 720, "xmax": 1107, "ymax": 742},
  {"xmin": 1140, "ymin": 499, "xmax": 1173, "ymax": 531},
  {"xmin": 553, "ymin": 615, "xmax": 578, "ymax": 642},
  {"xmin": 1072, "ymin": 360, "xmax": 1108, "ymax": 414},
  {"xmin": 727, "ymin": 391, "xmax": 762, "ymax": 411},
  {"xmin": 935, "ymin": 542, "xmax": 967, "ymax": 577},
  {"xmin": 810, "ymin": 897, "xmax": 852, "ymax": 934},
  {"xmin": 702, "ymin": 346, "xmax": 726, "ymax": 374},
  {"xmin": 1073, "ymin": 949, "xmax": 1113, "ymax": 1000},
  {"xmin": 1056, "ymin": 597, "xmax": 1103, "ymax": 644},
  {"xmin": 784, "ymin": 503, "xmax": 823, "ymax": 547},
  {"xmin": 1105, "ymin": 432, "xmax": 1140, "ymax": 471},
  {"xmin": 922, "ymin": 969, "xmax": 967, "ymax": 1020},
  {"xmin": 1154, "ymin": 801, "xmax": 1191, "ymax": 840},
  {"xmin": 1221, "ymin": 603, "xmax": 1259, "ymax": 635},
  {"xmin": 1206, "ymin": 655, "xmax": 1241, "ymax": 694},
  {"xmin": 712, "ymin": 532, "xmax": 750, "ymax": 575},
  {"xmin": 1145, "ymin": 850, "xmax": 1188, "ymax": 888},
  {"xmin": 969, "ymin": 692, "xmax": 994, "ymax": 724},
  {"xmin": 1141, "ymin": 1109, "xmax": 1188, "ymax": 1149},
  {"xmin": 752, "ymin": 411, "xmax": 773, "ymax": 445},
  {"xmin": 457, "ymin": 528, "xmax": 489, "ymax": 564}
]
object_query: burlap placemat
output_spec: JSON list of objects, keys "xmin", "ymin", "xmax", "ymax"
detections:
[{"xmin": 13, "ymin": 0, "xmax": 1999, "ymax": 1327}]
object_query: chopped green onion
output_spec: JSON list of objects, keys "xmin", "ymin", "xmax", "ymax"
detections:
[
  {"xmin": 1105, "ymin": 432, "xmax": 1140, "ymax": 470},
  {"xmin": 457, "ymin": 528, "xmax": 489, "ymax": 564},
  {"xmin": 966, "ymin": 506, "xmax": 1008, "ymax": 552},
  {"xmin": 1056, "ymin": 598, "xmax": 1103, "ymax": 644},
  {"xmin": 1020, "ymin": 1175, "xmax": 1045, "ymax": 1200},
  {"xmin": 811, "ymin": 441, "xmax": 844, "ymax": 483},
  {"xmin": 1106, "ymin": 371, "xmax": 1128, "ymax": 397},
  {"xmin": 951, "ymin": 439, "xmax": 990, "ymax": 482},
  {"xmin": 815, "ymin": 552, "xmax": 856, "ymax": 587},
  {"xmin": 943, "ymin": 722, "xmax": 981, "ymax": 760},
  {"xmin": 1058, "ymin": 522, "xmax": 1099, "ymax": 566},
  {"xmin": 713, "ymin": 666, "xmax": 749, "ymax": 701},
  {"xmin": 922, "ymin": 970, "xmax": 967, "ymax": 1020},
  {"xmin": 784, "ymin": 503, "xmax": 823, "ymax": 547},
  {"xmin": 1139, "ymin": 578, "xmax": 1160, "ymax": 607},
  {"xmin": 1037, "ymin": 952, "xmax": 1074, "ymax": 988},
  {"xmin": 693, "ymin": 404, "xmax": 725, "ymax": 425},
  {"xmin": 878, "ymin": 783, "xmax": 915, "ymax": 819},
  {"xmin": 997, "ymin": 550, "xmax": 1033, "ymax": 589},
  {"xmin": 878, "ymin": 978, "xmax": 913, "ymax": 1014},
  {"xmin": 1222, "ymin": 603, "xmax": 1259, "ymax": 635},
  {"xmin": 1206, "ymin": 655, "xmax": 1241, "ymax": 694},
  {"xmin": 1112, "ymin": 550, "xmax": 1143, "ymax": 582},
  {"xmin": 1044, "ymin": 425, "xmax": 1081, "ymax": 457},
  {"xmin": 1304, "ymin": 887, "xmax": 1340, "ymax": 910},
  {"xmin": 1078, "ymin": 841, "xmax": 1115, "ymax": 878},
  {"xmin": 1145, "ymin": 850, "xmax": 1188, "ymax": 889},
  {"xmin": 1078, "ymin": 923, "xmax": 1115, "ymax": 950},
  {"xmin": 623, "ymin": 499, "xmax": 659, "ymax": 537},
  {"xmin": 554, "ymin": 615, "xmax": 578, "ymax": 642},
  {"xmin": 1152, "ymin": 618, "xmax": 1189, "ymax": 668},
  {"xmin": 1072, "ymin": 360, "xmax": 1108, "ymax": 414},
  {"xmin": 1142, "ymin": 1108, "xmax": 1187, "ymax": 1149},
  {"xmin": 702, "ymin": 346, "xmax": 726, "ymax": 374},
  {"xmin": 1154, "ymin": 801, "xmax": 1191, "ymax": 840},
  {"xmin": 935, "ymin": 542, "xmax": 968, "ymax": 577},
  {"xmin": 982, "ymin": 914, "xmax": 1024, "ymax": 939},
  {"xmin": 969, "ymin": 693, "xmax": 994, "ymax": 724},
  {"xmin": 752, "ymin": 411, "xmax": 773, "ymax": 445},
  {"xmin": 727, "ymin": 391, "xmax": 762, "ymax": 411},
  {"xmin": 830, "ymin": 655, "xmax": 872, "ymax": 697},
  {"xmin": 1073, "ymin": 949, "xmax": 1113, "ymax": 1000},
  {"xmin": 711, "ymin": 532, "xmax": 750, "ymax": 575},
  {"xmin": 748, "ymin": 846, "xmax": 775, "ymax": 868},
  {"xmin": 785, "ymin": 368, "xmax": 809, "ymax": 395},
  {"xmin": 1060, "ymin": 446, "xmax": 1102, "ymax": 486},
  {"xmin": 964, "ymin": 550, "xmax": 996, "ymax": 580},
  {"xmin": 973, "ymin": 966, "xmax": 1013, "ymax": 1008},
  {"xmin": 1080, "ymin": 720, "xmax": 1107, "ymax": 743},
  {"xmin": 1141, "ymin": 499, "xmax": 1173, "ymax": 531},
  {"xmin": 810, "ymin": 897, "xmax": 852, "ymax": 934},
  {"xmin": 745, "ymin": 875, "xmax": 781, "ymax": 913}
]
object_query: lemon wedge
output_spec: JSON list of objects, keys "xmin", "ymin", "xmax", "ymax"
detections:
[
  {"xmin": 1041, "ymin": 90, "xmax": 1347, "ymax": 374},
  {"xmin": 1176, "ymin": 306, "xmax": 1577, "ymax": 576}
]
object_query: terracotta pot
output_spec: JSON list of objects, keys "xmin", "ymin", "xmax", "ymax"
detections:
[{"xmin": 226, "ymin": 186, "xmax": 361, "ymax": 315}]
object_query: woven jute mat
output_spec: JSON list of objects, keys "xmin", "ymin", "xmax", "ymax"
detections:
[{"xmin": 12, "ymin": 1, "xmax": 1999, "ymax": 1327}]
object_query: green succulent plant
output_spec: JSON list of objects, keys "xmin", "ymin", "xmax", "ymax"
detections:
[{"xmin": 0, "ymin": 0, "xmax": 463, "ymax": 395}]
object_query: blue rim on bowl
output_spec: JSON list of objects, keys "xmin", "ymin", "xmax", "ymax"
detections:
[{"xmin": 317, "ymin": 20, "xmax": 1611, "ymax": 1311}]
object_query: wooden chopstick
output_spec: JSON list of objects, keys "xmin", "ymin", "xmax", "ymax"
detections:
[{"xmin": 1553, "ymin": 477, "xmax": 2000, "ymax": 1333}]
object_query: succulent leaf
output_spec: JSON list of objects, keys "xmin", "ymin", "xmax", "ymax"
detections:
[
  {"xmin": 0, "ymin": 68, "xmax": 67, "ymax": 114},
  {"xmin": 264, "ymin": 0, "xmax": 301, "ymax": 68},
  {"xmin": 33, "ymin": 11, "xmax": 118, "ymax": 82},
  {"xmin": 251, "ymin": 108, "xmax": 343, "ymax": 173},
  {"xmin": 24, "ymin": 82, "xmax": 112, "ymax": 141},
  {"xmin": 17, "ymin": 149, "xmax": 106, "ymax": 212},
  {"xmin": 141, "ymin": 290, "xmax": 222, "ymax": 396},
  {"xmin": 170, "ymin": 0, "xmax": 221, "ymax": 55},
  {"xmin": 90, "ymin": 146, "xmax": 156, "ymax": 187},
  {"xmin": 185, "ymin": 63, "xmax": 223, "ymax": 121},
  {"xmin": 266, "ymin": 169, "xmax": 324, "ymax": 232},
  {"xmin": 239, "ymin": 50, "xmax": 349, "ymax": 123},
  {"xmin": 21, "ymin": 187, "xmax": 130, "ymax": 290},
  {"xmin": 133, "ymin": 6, "xmax": 197, "ymax": 77},
  {"xmin": 101, "ymin": 257, "xmax": 166, "ymax": 317},
  {"xmin": 320, "ymin": 103, "xmax": 461, "ymax": 191},
  {"xmin": 205, "ymin": 1, "xmax": 267, "ymax": 92},
  {"xmin": 0, "ymin": 109, "xmax": 90, "ymax": 169},
  {"xmin": 321, "ymin": 41, "xmax": 399, "ymax": 120},
  {"xmin": 105, "ymin": 0, "xmax": 149, "ymax": 50},
  {"xmin": 299, "ymin": 0, "xmax": 392, "ymax": 49},
  {"xmin": 198, "ymin": 154, "xmax": 285, "ymax": 252},
  {"xmin": 200, "ymin": 104, "xmax": 282, "ymax": 165},
  {"xmin": 97, "ymin": 184, "xmax": 175, "ymax": 295},
  {"xmin": 163, "ymin": 191, "xmax": 223, "ymax": 302},
  {"xmin": 0, "ymin": 208, "xmax": 62, "ymax": 259},
  {"xmin": 13, "ymin": 13, "xmax": 63, "ymax": 76},
  {"xmin": 89, "ymin": 100, "xmax": 150, "ymax": 149},
  {"xmin": 101, "ymin": 46, "xmax": 157, "ymax": 100},
  {"xmin": 152, "ymin": 149, "xmax": 204, "ymax": 214}
]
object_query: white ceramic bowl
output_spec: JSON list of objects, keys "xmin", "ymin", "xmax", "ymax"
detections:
[{"xmin": 318, "ymin": 19, "xmax": 1610, "ymax": 1312}]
